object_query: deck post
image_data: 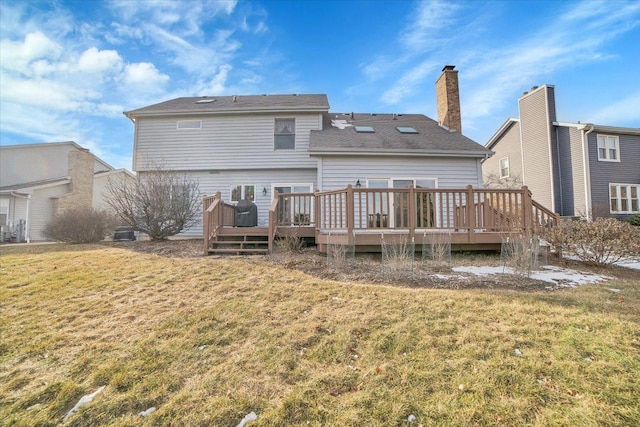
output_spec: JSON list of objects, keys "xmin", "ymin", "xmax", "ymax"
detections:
[
  {"xmin": 408, "ymin": 184, "xmax": 416, "ymax": 242},
  {"xmin": 346, "ymin": 184, "xmax": 354, "ymax": 237},
  {"xmin": 268, "ymin": 190, "xmax": 279, "ymax": 253},
  {"xmin": 466, "ymin": 185, "xmax": 475, "ymax": 244},
  {"xmin": 522, "ymin": 186, "xmax": 532, "ymax": 233},
  {"xmin": 203, "ymin": 195, "xmax": 209, "ymax": 254},
  {"xmin": 314, "ymin": 190, "xmax": 320, "ymax": 234}
]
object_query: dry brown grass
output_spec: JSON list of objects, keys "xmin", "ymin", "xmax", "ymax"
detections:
[{"xmin": 1, "ymin": 243, "xmax": 639, "ymax": 426}]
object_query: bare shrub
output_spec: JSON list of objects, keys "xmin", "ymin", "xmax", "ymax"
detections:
[
  {"xmin": 277, "ymin": 229, "xmax": 305, "ymax": 253},
  {"xmin": 381, "ymin": 234, "xmax": 415, "ymax": 279},
  {"xmin": 501, "ymin": 233, "xmax": 542, "ymax": 276},
  {"xmin": 106, "ymin": 166, "xmax": 201, "ymax": 240},
  {"xmin": 483, "ymin": 172, "xmax": 522, "ymax": 189},
  {"xmin": 542, "ymin": 218, "xmax": 640, "ymax": 266},
  {"xmin": 627, "ymin": 214, "xmax": 640, "ymax": 227},
  {"xmin": 43, "ymin": 207, "xmax": 115, "ymax": 244},
  {"xmin": 422, "ymin": 232, "xmax": 451, "ymax": 269},
  {"xmin": 326, "ymin": 231, "xmax": 355, "ymax": 270}
]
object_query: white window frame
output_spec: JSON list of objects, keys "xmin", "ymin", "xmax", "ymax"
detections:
[
  {"xmin": 609, "ymin": 183, "xmax": 640, "ymax": 214},
  {"xmin": 274, "ymin": 118, "xmax": 296, "ymax": 150},
  {"xmin": 597, "ymin": 134, "xmax": 620, "ymax": 162},
  {"xmin": 499, "ymin": 157, "xmax": 510, "ymax": 178},
  {"xmin": 177, "ymin": 120, "xmax": 202, "ymax": 130},
  {"xmin": 230, "ymin": 184, "xmax": 255, "ymax": 203}
]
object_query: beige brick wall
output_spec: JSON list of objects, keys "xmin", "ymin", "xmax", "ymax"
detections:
[{"xmin": 53, "ymin": 149, "xmax": 94, "ymax": 215}]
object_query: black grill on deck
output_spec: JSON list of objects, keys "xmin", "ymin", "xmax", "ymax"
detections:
[{"xmin": 235, "ymin": 199, "xmax": 258, "ymax": 227}]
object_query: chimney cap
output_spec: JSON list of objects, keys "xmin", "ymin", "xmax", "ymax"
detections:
[{"xmin": 442, "ymin": 65, "xmax": 456, "ymax": 72}]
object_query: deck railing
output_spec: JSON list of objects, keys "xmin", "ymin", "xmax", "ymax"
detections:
[
  {"xmin": 203, "ymin": 192, "xmax": 236, "ymax": 253},
  {"xmin": 206, "ymin": 185, "xmax": 558, "ymax": 252}
]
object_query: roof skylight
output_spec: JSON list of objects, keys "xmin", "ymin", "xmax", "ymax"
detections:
[
  {"xmin": 397, "ymin": 126, "xmax": 418, "ymax": 134},
  {"xmin": 355, "ymin": 126, "xmax": 375, "ymax": 133},
  {"xmin": 196, "ymin": 98, "xmax": 215, "ymax": 104}
]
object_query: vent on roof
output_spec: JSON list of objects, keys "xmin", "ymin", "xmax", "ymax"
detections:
[
  {"xmin": 355, "ymin": 126, "xmax": 375, "ymax": 133},
  {"xmin": 196, "ymin": 98, "xmax": 215, "ymax": 104},
  {"xmin": 397, "ymin": 126, "xmax": 418, "ymax": 134}
]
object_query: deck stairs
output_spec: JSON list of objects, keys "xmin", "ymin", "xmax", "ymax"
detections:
[{"xmin": 207, "ymin": 227, "xmax": 270, "ymax": 255}]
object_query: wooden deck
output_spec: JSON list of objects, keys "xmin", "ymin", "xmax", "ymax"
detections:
[{"xmin": 203, "ymin": 185, "xmax": 558, "ymax": 255}]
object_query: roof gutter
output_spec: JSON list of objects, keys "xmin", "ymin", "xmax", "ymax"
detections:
[
  {"xmin": 308, "ymin": 149, "xmax": 491, "ymax": 158},
  {"xmin": 124, "ymin": 107, "xmax": 330, "ymax": 120}
]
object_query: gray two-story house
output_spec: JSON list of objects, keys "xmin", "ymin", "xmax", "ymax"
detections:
[
  {"xmin": 125, "ymin": 66, "xmax": 494, "ymax": 237},
  {"xmin": 483, "ymin": 85, "xmax": 640, "ymax": 219}
]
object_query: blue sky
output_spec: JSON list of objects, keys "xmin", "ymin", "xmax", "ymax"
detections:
[{"xmin": 1, "ymin": 0, "xmax": 639, "ymax": 170}]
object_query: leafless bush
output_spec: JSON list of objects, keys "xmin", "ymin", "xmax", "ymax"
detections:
[
  {"xmin": 542, "ymin": 218, "xmax": 640, "ymax": 266},
  {"xmin": 277, "ymin": 229, "xmax": 305, "ymax": 253},
  {"xmin": 483, "ymin": 173, "xmax": 522, "ymax": 189},
  {"xmin": 43, "ymin": 207, "xmax": 115, "ymax": 244},
  {"xmin": 381, "ymin": 234, "xmax": 415, "ymax": 279},
  {"xmin": 501, "ymin": 233, "xmax": 542, "ymax": 276},
  {"xmin": 422, "ymin": 232, "xmax": 451, "ymax": 269},
  {"xmin": 106, "ymin": 166, "xmax": 201, "ymax": 240}
]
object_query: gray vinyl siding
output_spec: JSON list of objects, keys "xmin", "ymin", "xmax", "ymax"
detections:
[
  {"xmin": 29, "ymin": 184, "xmax": 70, "ymax": 241},
  {"xmin": 134, "ymin": 113, "xmax": 322, "ymax": 171},
  {"xmin": 588, "ymin": 132, "xmax": 640, "ymax": 217},
  {"xmin": 518, "ymin": 86, "xmax": 555, "ymax": 212},
  {"xmin": 555, "ymin": 126, "xmax": 587, "ymax": 216},
  {"xmin": 319, "ymin": 156, "xmax": 483, "ymax": 190},
  {"xmin": 483, "ymin": 122, "xmax": 522, "ymax": 185},
  {"xmin": 146, "ymin": 168, "xmax": 318, "ymax": 236},
  {"xmin": 0, "ymin": 144, "xmax": 110, "ymax": 187}
]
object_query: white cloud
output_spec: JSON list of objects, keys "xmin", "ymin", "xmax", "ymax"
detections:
[
  {"xmin": 382, "ymin": 60, "xmax": 439, "ymax": 104},
  {"xmin": 77, "ymin": 47, "xmax": 123, "ymax": 74},
  {"xmin": 400, "ymin": 0, "xmax": 460, "ymax": 51},
  {"xmin": 0, "ymin": 32, "xmax": 62, "ymax": 75},
  {"xmin": 124, "ymin": 62, "xmax": 170, "ymax": 86}
]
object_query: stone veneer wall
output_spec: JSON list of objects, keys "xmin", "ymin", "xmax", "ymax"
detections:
[{"xmin": 52, "ymin": 149, "xmax": 94, "ymax": 215}]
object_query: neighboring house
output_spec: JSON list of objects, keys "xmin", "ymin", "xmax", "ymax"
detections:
[
  {"xmin": 483, "ymin": 85, "xmax": 640, "ymax": 219},
  {"xmin": 124, "ymin": 65, "xmax": 493, "ymax": 236},
  {"xmin": 0, "ymin": 141, "xmax": 134, "ymax": 242}
]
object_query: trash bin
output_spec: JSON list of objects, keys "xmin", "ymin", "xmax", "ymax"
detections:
[{"xmin": 235, "ymin": 199, "xmax": 258, "ymax": 227}]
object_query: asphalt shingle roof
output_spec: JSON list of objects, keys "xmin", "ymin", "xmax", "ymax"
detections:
[
  {"xmin": 310, "ymin": 113, "xmax": 492, "ymax": 156},
  {"xmin": 125, "ymin": 94, "xmax": 330, "ymax": 117}
]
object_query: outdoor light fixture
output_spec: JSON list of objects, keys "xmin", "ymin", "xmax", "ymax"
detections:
[
  {"xmin": 262, "ymin": 187, "xmax": 268, "ymax": 196},
  {"xmin": 355, "ymin": 179, "xmax": 362, "ymax": 188}
]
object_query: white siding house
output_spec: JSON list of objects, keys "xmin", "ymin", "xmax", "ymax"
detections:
[{"xmin": 125, "ymin": 67, "xmax": 493, "ymax": 236}]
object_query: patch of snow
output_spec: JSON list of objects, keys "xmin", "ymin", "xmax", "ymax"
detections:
[
  {"xmin": 452, "ymin": 265, "xmax": 610, "ymax": 288},
  {"xmin": 608, "ymin": 288, "xmax": 621, "ymax": 293},
  {"xmin": 236, "ymin": 411, "xmax": 258, "ymax": 427},
  {"xmin": 514, "ymin": 348, "xmax": 523, "ymax": 357},
  {"xmin": 330, "ymin": 119, "xmax": 353, "ymax": 129},
  {"xmin": 63, "ymin": 386, "xmax": 105, "ymax": 421},
  {"xmin": 452, "ymin": 266, "xmax": 507, "ymax": 276},
  {"xmin": 616, "ymin": 259, "xmax": 640, "ymax": 271},
  {"xmin": 408, "ymin": 414, "xmax": 417, "ymax": 423}
]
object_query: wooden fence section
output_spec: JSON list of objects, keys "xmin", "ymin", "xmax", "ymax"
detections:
[
  {"xmin": 202, "ymin": 192, "xmax": 237, "ymax": 253},
  {"xmin": 205, "ymin": 186, "xmax": 559, "ymax": 253}
]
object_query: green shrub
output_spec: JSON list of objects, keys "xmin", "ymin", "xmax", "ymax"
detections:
[
  {"xmin": 627, "ymin": 214, "xmax": 640, "ymax": 227},
  {"xmin": 43, "ymin": 207, "xmax": 115, "ymax": 244},
  {"xmin": 542, "ymin": 217, "xmax": 640, "ymax": 266}
]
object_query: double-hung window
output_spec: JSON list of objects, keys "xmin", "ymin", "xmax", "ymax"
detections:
[
  {"xmin": 499, "ymin": 157, "xmax": 510, "ymax": 178},
  {"xmin": 610, "ymin": 183, "xmax": 639, "ymax": 213},
  {"xmin": 231, "ymin": 185, "xmax": 255, "ymax": 202},
  {"xmin": 275, "ymin": 119, "xmax": 295, "ymax": 150},
  {"xmin": 597, "ymin": 135, "xmax": 619, "ymax": 161}
]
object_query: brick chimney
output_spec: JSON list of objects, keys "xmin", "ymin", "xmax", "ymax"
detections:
[
  {"xmin": 52, "ymin": 148, "xmax": 95, "ymax": 215},
  {"xmin": 436, "ymin": 65, "xmax": 462, "ymax": 132}
]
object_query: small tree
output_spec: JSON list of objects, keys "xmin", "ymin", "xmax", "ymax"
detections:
[
  {"xmin": 106, "ymin": 166, "xmax": 201, "ymax": 240},
  {"xmin": 43, "ymin": 207, "xmax": 115, "ymax": 244},
  {"xmin": 483, "ymin": 172, "xmax": 522, "ymax": 189}
]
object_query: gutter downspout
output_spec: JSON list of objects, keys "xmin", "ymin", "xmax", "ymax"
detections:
[{"xmin": 581, "ymin": 125, "xmax": 595, "ymax": 220}]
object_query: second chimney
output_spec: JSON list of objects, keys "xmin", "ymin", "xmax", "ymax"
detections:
[{"xmin": 435, "ymin": 65, "xmax": 462, "ymax": 132}]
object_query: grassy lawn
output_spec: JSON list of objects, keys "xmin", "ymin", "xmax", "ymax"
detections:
[{"xmin": 1, "ymin": 244, "xmax": 639, "ymax": 426}]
